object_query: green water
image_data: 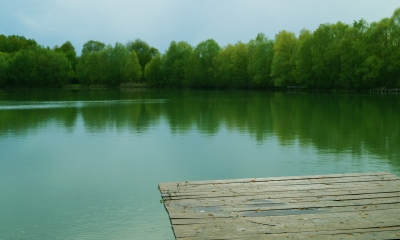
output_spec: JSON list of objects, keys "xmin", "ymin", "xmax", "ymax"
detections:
[{"xmin": 0, "ymin": 89, "xmax": 399, "ymax": 239}]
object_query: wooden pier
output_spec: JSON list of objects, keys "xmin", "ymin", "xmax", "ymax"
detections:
[{"xmin": 158, "ymin": 172, "xmax": 400, "ymax": 239}]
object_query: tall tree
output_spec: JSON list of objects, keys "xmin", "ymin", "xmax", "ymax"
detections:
[
  {"xmin": 0, "ymin": 35, "xmax": 37, "ymax": 53},
  {"xmin": 126, "ymin": 39, "xmax": 159, "ymax": 80},
  {"xmin": 124, "ymin": 51, "xmax": 142, "ymax": 83},
  {"xmin": 81, "ymin": 40, "xmax": 105, "ymax": 55},
  {"xmin": 8, "ymin": 49, "xmax": 36, "ymax": 86},
  {"xmin": 161, "ymin": 41, "xmax": 192, "ymax": 87},
  {"xmin": 247, "ymin": 33, "xmax": 275, "ymax": 87},
  {"xmin": 388, "ymin": 8, "xmax": 400, "ymax": 87},
  {"xmin": 271, "ymin": 30, "xmax": 297, "ymax": 86},
  {"xmin": 55, "ymin": 41, "xmax": 77, "ymax": 70},
  {"xmin": 337, "ymin": 20, "xmax": 368, "ymax": 89},
  {"xmin": 214, "ymin": 44, "xmax": 236, "ymax": 87},
  {"xmin": 185, "ymin": 39, "xmax": 220, "ymax": 87},
  {"xmin": 145, "ymin": 54, "xmax": 163, "ymax": 86},
  {"xmin": 0, "ymin": 54, "xmax": 9, "ymax": 86},
  {"xmin": 231, "ymin": 42, "xmax": 250, "ymax": 87},
  {"xmin": 311, "ymin": 23, "xmax": 348, "ymax": 89},
  {"xmin": 76, "ymin": 52, "xmax": 100, "ymax": 85},
  {"xmin": 361, "ymin": 18, "xmax": 391, "ymax": 88},
  {"xmin": 294, "ymin": 29, "xmax": 313, "ymax": 87}
]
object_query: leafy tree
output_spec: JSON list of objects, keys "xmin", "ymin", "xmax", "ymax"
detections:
[
  {"xmin": 126, "ymin": 39, "xmax": 159, "ymax": 79},
  {"xmin": 6, "ymin": 46, "xmax": 71, "ymax": 87},
  {"xmin": 247, "ymin": 33, "xmax": 275, "ymax": 87},
  {"xmin": 185, "ymin": 39, "xmax": 220, "ymax": 87},
  {"xmin": 231, "ymin": 42, "xmax": 250, "ymax": 87},
  {"xmin": 145, "ymin": 54, "xmax": 163, "ymax": 86},
  {"xmin": 76, "ymin": 52, "xmax": 100, "ymax": 85},
  {"xmin": 0, "ymin": 35, "xmax": 37, "ymax": 53},
  {"xmin": 294, "ymin": 29, "xmax": 313, "ymax": 87},
  {"xmin": 214, "ymin": 44, "xmax": 236, "ymax": 87},
  {"xmin": 329, "ymin": 22, "xmax": 349, "ymax": 88},
  {"xmin": 361, "ymin": 18, "xmax": 391, "ymax": 88},
  {"xmin": 124, "ymin": 50, "xmax": 142, "ymax": 83},
  {"xmin": 108, "ymin": 43, "xmax": 130, "ymax": 85},
  {"xmin": 36, "ymin": 48, "xmax": 71, "ymax": 86},
  {"xmin": 0, "ymin": 53, "xmax": 9, "ymax": 86},
  {"xmin": 336, "ymin": 20, "xmax": 368, "ymax": 89},
  {"xmin": 81, "ymin": 40, "xmax": 105, "ymax": 55},
  {"xmin": 0, "ymin": 35, "xmax": 8, "ymax": 53},
  {"xmin": 161, "ymin": 41, "xmax": 192, "ymax": 87},
  {"xmin": 55, "ymin": 41, "xmax": 77, "ymax": 71},
  {"xmin": 388, "ymin": 8, "xmax": 400, "ymax": 87},
  {"xmin": 87, "ymin": 43, "xmax": 130, "ymax": 86},
  {"xmin": 311, "ymin": 23, "xmax": 349, "ymax": 89},
  {"xmin": 271, "ymin": 30, "xmax": 297, "ymax": 86},
  {"xmin": 8, "ymin": 49, "xmax": 36, "ymax": 86}
]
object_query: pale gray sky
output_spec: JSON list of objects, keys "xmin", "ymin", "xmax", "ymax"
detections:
[{"xmin": 1, "ymin": 0, "xmax": 399, "ymax": 54}]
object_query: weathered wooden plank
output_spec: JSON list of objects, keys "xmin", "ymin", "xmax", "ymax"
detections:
[
  {"xmin": 167, "ymin": 196, "xmax": 400, "ymax": 219},
  {"xmin": 159, "ymin": 172, "xmax": 396, "ymax": 189},
  {"xmin": 161, "ymin": 180, "xmax": 400, "ymax": 200},
  {"xmin": 159, "ymin": 175, "xmax": 399, "ymax": 191},
  {"xmin": 159, "ymin": 172, "xmax": 400, "ymax": 239},
  {"xmin": 172, "ymin": 214, "xmax": 400, "ymax": 238},
  {"xmin": 159, "ymin": 172, "xmax": 394, "ymax": 189},
  {"xmin": 171, "ymin": 211, "xmax": 400, "ymax": 231},
  {"xmin": 168, "ymin": 204, "xmax": 400, "ymax": 223},
  {"xmin": 159, "ymin": 173, "xmax": 398, "ymax": 192},
  {"xmin": 177, "ymin": 228, "xmax": 400, "ymax": 240},
  {"xmin": 171, "ymin": 201, "xmax": 400, "ymax": 225},
  {"xmin": 163, "ymin": 184, "xmax": 400, "ymax": 201},
  {"xmin": 164, "ymin": 187, "xmax": 400, "ymax": 206}
]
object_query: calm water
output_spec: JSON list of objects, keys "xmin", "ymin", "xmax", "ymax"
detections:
[{"xmin": 0, "ymin": 89, "xmax": 399, "ymax": 239}]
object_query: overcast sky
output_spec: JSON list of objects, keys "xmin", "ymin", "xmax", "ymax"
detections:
[{"xmin": 1, "ymin": 0, "xmax": 399, "ymax": 54}]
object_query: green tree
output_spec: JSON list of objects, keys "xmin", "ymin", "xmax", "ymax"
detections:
[
  {"xmin": 81, "ymin": 40, "xmax": 105, "ymax": 54},
  {"xmin": 6, "ymin": 46, "xmax": 71, "ymax": 87},
  {"xmin": 247, "ymin": 33, "xmax": 275, "ymax": 87},
  {"xmin": 231, "ymin": 42, "xmax": 250, "ymax": 87},
  {"xmin": 0, "ymin": 35, "xmax": 9, "ymax": 53},
  {"xmin": 109, "ymin": 43, "xmax": 129, "ymax": 85},
  {"xmin": 311, "ymin": 23, "xmax": 348, "ymax": 89},
  {"xmin": 388, "ymin": 8, "xmax": 400, "ymax": 87},
  {"xmin": 124, "ymin": 51, "xmax": 142, "ymax": 83},
  {"xmin": 0, "ymin": 53, "xmax": 9, "ymax": 86},
  {"xmin": 294, "ymin": 29, "xmax": 313, "ymax": 87},
  {"xmin": 126, "ymin": 39, "xmax": 159, "ymax": 79},
  {"xmin": 336, "ymin": 20, "xmax": 368, "ymax": 89},
  {"xmin": 8, "ymin": 49, "xmax": 36, "ymax": 86},
  {"xmin": 361, "ymin": 18, "xmax": 391, "ymax": 88},
  {"xmin": 40, "ymin": 49, "xmax": 71, "ymax": 86},
  {"xmin": 214, "ymin": 44, "xmax": 236, "ymax": 87},
  {"xmin": 271, "ymin": 30, "xmax": 297, "ymax": 86},
  {"xmin": 0, "ymin": 35, "xmax": 37, "ymax": 53},
  {"xmin": 145, "ymin": 54, "xmax": 163, "ymax": 86},
  {"xmin": 76, "ymin": 51, "xmax": 100, "ymax": 85},
  {"xmin": 185, "ymin": 39, "xmax": 220, "ymax": 87},
  {"xmin": 55, "ymin": 41, "xmax": 78, "ymax": 74},
  {"xmin": 161, "ymin": 41, "xmax": 192, "ymax": 87}
]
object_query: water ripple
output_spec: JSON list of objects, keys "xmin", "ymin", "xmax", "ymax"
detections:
[{"xmin": 0, "ymin": 99, "xmax": 167, "ymax": 110}]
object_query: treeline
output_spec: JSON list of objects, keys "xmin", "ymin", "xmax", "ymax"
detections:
[
  {"xmin": 1, "ymin": 8, "xmax": 400, "ymax": 89},
  {"xmin": 0, "ymin": 35, "xmax": 74, "ymax": 87}
]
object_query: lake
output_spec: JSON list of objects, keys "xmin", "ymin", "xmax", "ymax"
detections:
[{"xmin": 0, "ymin": 89, "xmax": 399, "ymax": 239}]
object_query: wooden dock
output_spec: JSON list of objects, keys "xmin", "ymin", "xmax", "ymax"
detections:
[{"xmin": 158, "ymin": 172, "xmax": 400, "ymax": 239}]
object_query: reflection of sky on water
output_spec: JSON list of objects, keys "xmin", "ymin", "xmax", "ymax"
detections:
[{"xmin": 0, "ymin": 99, "xmax": 167, "ymax": 110}]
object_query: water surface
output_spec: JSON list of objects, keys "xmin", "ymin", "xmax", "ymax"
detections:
[{"xmin": 0, "ymin": 89, "xmax": 399, "ymax": 239}]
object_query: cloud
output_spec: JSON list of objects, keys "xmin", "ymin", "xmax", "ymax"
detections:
[{"xmin": 1, "ymin": 0, "xmax": 399, "ymax": 54}]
